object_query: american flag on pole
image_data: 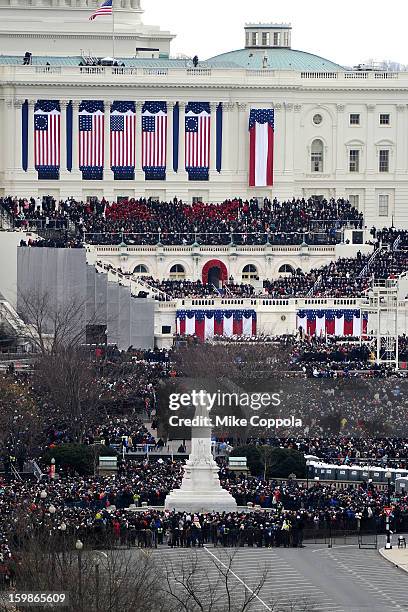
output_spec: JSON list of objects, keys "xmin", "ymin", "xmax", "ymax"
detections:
[
  {"xmin": 34, "ymin": 100, "xmax": 60, "ymax": 179},
  {"xmin": 185, "ymin": 102, "xmax": 210, "ymax": 180},
  {"xmin": 249, "ymin": 108, "xmax": 274, "ymax": 187},
  {"xmin": 89, "ymin": 0, "xmax": 112, "ymax": 20},
  {"xmin": 142, "ymin": 101, "xmax": 167, "ymax": 180},
  {"xmin": 110, "ymin": 101, "xmax": 135, "ymax": 179},
  {"xmin": 79, "ymin": 100, "xmax": 104, "ymax": 179}
]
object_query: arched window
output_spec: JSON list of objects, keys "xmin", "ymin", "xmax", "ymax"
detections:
[
  {"xmin": 134, "ymin": 264, "xmax": 149, "ymax": 275},
  {"xmin": 242, "ymin": 264, "xmax": 258, "ymax": 280},
  {"xmin": 169, "ymin": 264, "xmax": 186, "ymax": 280},
  {"xmin": 311, "ymin": 139, "xmax": 324, "ymax": 173},
  {"xmin": 278, "ymin": 264, "xmax": 295, "ymax": 276}
]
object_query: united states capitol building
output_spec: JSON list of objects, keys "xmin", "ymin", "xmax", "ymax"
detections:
[{"xmin": 0, "ymin": 0, "xmax": 407, "ymax": 229}]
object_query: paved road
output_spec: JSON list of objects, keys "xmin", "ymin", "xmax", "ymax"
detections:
[{"xmin": 149, "ymin": 541, "xmax": 408, "ymax": 611}]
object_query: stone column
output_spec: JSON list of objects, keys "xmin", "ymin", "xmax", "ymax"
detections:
[
  {"xmin": 72, "ymin": 100, "xmax": 80, "ymax": 174},
  {"xmin": 60, "ymin": 100, "xmax": 67, "ymax": 173},
  {"xmin": 221, "ymin": 102, "xmax": 234, "ymax": 173},
  {"xmin": 135, "ymin": 100, "xmax": 144, "ymax": 185},
  {"xmin": 366, "ymin": 104, "xmax": 376, "ymax": 175},
  {"xmin": 293, "ymin": 104, "xmax": 302, "ymax": 176},
  {"xmin": 396, "ymin": 105, "xmax": 406, "ymax": 174},
  {"xmin": 166, "ymin": 101, "xmax": 174, "ymax": 176},
  {"xmin": 178, "ymin": 101, "xmax": 187, "ymax": 178},
  {"xmin": 335, "ymin": 104, "xmax": 345, "ymax": 176},
  {"xmin": 210, "ymin": 101, "xmax": 218, "ymax": 175},
  {"xmin": 283, "ymin": 102, "xmax": 294, "ymax": 175},
  {"xmin": 13, "ymin": 99, "xmax": 23, "ymax": 172},
  {"xmin": 273, "ymin": 103, "xmax": 283, "ymax": 175},
  {"xmin": 104, "ymin": 100, "xmax": 111, "ymax": 178},
  {"xmin": 237, "ymin": 102, "xmax": 247, "ymax": 174},
  {"xmin": 27, "ymin": 99, "xmax": 35, "ymax": 172}
]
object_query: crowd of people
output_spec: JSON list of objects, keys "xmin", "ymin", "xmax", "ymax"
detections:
[
  {"xmin": 1, "ymin": 195, "xmax": 363, "ymax": 246},
  {"xmin": 0, "ymin": 463, "xmax": 407, "ymax": 566}
]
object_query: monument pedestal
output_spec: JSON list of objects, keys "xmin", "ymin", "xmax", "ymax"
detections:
[
  {"xmin": 165, "ymin": 457, "xmax": 237, "ymax": 513},
  {"xmin": 165, "ymin": 399, "xmax": 237, "ymax": 513}
]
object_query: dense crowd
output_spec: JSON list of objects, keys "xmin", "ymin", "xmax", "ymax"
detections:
[
  {"xmin": 141, "ymin": 278, "xmax": 257, "ymax": 300},
  {"xmin": 1, "ymin": 464, "xmax": 407, "ymax": 570},
  {"xmin": 1, "ymin": 195, "xmax": 362, "ymax": 246}
]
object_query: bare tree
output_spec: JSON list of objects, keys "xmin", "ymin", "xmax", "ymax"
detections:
[
  {"xmin": 158, "ymin": 549, "xmax": 317, "ymax": 612},
  {"xmin": 18, "ymin": 289, "xmax": 88, "ymax": 357},
  {"xmin": 17, "ymin": 289, "xmax": 103, "ymax": 443},
  {"xmin": 0, "ymin": 373, "xmax": 40, "ymax": 458}
]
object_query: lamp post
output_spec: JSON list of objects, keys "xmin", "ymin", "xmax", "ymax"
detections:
[
  {"xmin": 385, "ymin": 471, "xmax": 392, "ymax": 505},
  {"xmin": 60, "ymin": 522, "xmax": 67, "ymax": 567},
  {"xmin": 76, "ymin": 539, "xmax": 83, "ymax": 604},
  {"xmin": 385, "ymin": 471, "xmax": 393, "ymax": 549},
  {"xmin": 50, "ymin": 458, "xmax": 56, "ymax": 479},
  {"xmin": 40, "ymin": 490, "xmax": 47, "ymax": 522},
  {"xmin": 92, "ymin": 551, "xmax": 107, "ymax": 612},
  {"xmin": 306, "ymin": 460, "xmax": 310, "ymax": 488}
]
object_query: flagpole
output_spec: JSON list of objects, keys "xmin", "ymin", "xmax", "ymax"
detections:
[{"xmin": 112, "ymin": 0, "xmax": 115, "ymax": 59}]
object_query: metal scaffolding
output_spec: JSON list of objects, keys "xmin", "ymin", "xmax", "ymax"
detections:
[{"xmin": 361, "ymin": 278, "xmax": 400, "ymax": 370}]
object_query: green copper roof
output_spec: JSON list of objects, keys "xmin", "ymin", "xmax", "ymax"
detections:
[{"xmin": 206, "ymin": 47, "xmax": 345, "ymax": 71}]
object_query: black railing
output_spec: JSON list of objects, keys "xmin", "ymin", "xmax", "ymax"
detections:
[{"xmin": 84, "ymin": 230, "xmax": 342, "ymax": 247}]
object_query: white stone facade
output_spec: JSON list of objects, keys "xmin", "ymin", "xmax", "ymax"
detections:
[
  {"xmin": 1, "ymin": 68, "xmax": 408, "ymax": 228},
  {"xmin": 0, "ymin": 0, "xmax": 174, "ymax": 57},
  {"xmin": 88, "ymin": 241, "xmax": 372, "ymax": 284}
]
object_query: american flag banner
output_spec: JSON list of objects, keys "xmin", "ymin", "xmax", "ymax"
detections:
[
  {"xmin": 110, "ymin": 101, "xmax": 136, "ymax": 180},
  {"xmin": 34, "ymin": 100, "xmax": 60, "ymax": 180},
  {"xmin": 185, "ymin": 102, "xmax": 211, "ymax": 181},
  {"xmin": 176, "ymin": 310, "xmax": 256, "ymax": 341},
  {"xmin": 249, "ymin": 108, "xmax": 274, "ymax": 188},
  {"xmin": 142, "ymin": 101, "xmax": 167, "ymax": 180},
  {"xmin": 297, "ymin": 309, "xmax": 368, "ymax": 337},
  {"xmin": 89, "ymin": 0, "xmax": 112, "ymax": 20},
  {"xmin": 79, "ymin": 100, "xmax": 104, "ymax": 180}
]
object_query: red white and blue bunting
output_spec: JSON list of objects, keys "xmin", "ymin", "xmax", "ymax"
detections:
[
  {"xmin": 176, "ymin": 309, "xmax": 257, "ymax": 340},
  {"xmin": 297, "ymin": 309, "xmax": 368, "ymax": 337}
]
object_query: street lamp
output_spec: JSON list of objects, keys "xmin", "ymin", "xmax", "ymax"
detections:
[
  {"xmin": 59, "ymin": 522, "xmax": 67, "ymax": 566},
  {"xmin": 385, "ymin": 471, "xmax": 393, "ymax": 550},
  {"xmin": 40, "ymin": 490, "xmax": 47, "ymax": 500},
  {"xmin": 48, "ymin": 505, "xmax": 56, "ymax": 515},
  {"xmin": 306, "ymin": 460, "xmax": 311, "ymax": 488},
  {"xmin": 385, "ymin": 471, "xmax": 392, "ymax": 505},
  {"xmin": 76, "ymin": 539, "xmax": 83, "ymax": 604}
]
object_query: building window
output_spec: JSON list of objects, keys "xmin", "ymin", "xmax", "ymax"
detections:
[
  {"xmin": 242, "ymin": 264, "xmax": 258, "ymax": 280},
  {"xmin": 380, "ymin": 113, "xmax": 390, "ymax": 125},
  {"xmin": 169, "ymin": 264, "xmax": 185, "ymax": 279},
  {"xmin": 311, "ymin": 139, "xmax": 324, "ymax": 173},
  {"xmin": 349, "ymin": 113, "xmax": 360, "ymax": 125},
  {"xmin": 273, "ymin": 32, "xmax": 280, "ymax": 46},
  {"xmin": 278, "ymin": 264, "xmax": 295, "ymax": 275},
  {"xmin": 251, "ymin": 32, "xmax": 258, "ymax": 46},
  {"xmin": 245, "ymin": 32, "xmax": 250, "ymax": 47},
  {"xmin": 349, "ymin": 195, "xmax": 360, "ymax": 209},
  {"xmin": 134, "ymin": 264, "xmax": 149, "ymax": 275},
  {"xmin": 192, "ymin": 196, "xmax": 203, "ymax": 204},
  {"xmin": 378, "ymin": 194, "xmax": 389, "ymax": 217},
  {"xmin": 379, "ymin": 149, "xmax": 390, "ymax": 172},
  {"xmin": 261, "ymin": 32, "xmax": 269, "ymax": 46},
  {"xmin": 349, "ymin": 150, "xmax": 360, "ymax": 173},
  {"xmin": 283, "ymin": 31, "xmax": 289, "ymax": 47},
  {"xmin": 313, "ymin": 113, "xmax": 323, "ymax": 125}
]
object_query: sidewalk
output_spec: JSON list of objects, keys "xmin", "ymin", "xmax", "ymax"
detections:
[{"xmin": 379, "ymin": 545, "xmax": 408, "ymax": 574}]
